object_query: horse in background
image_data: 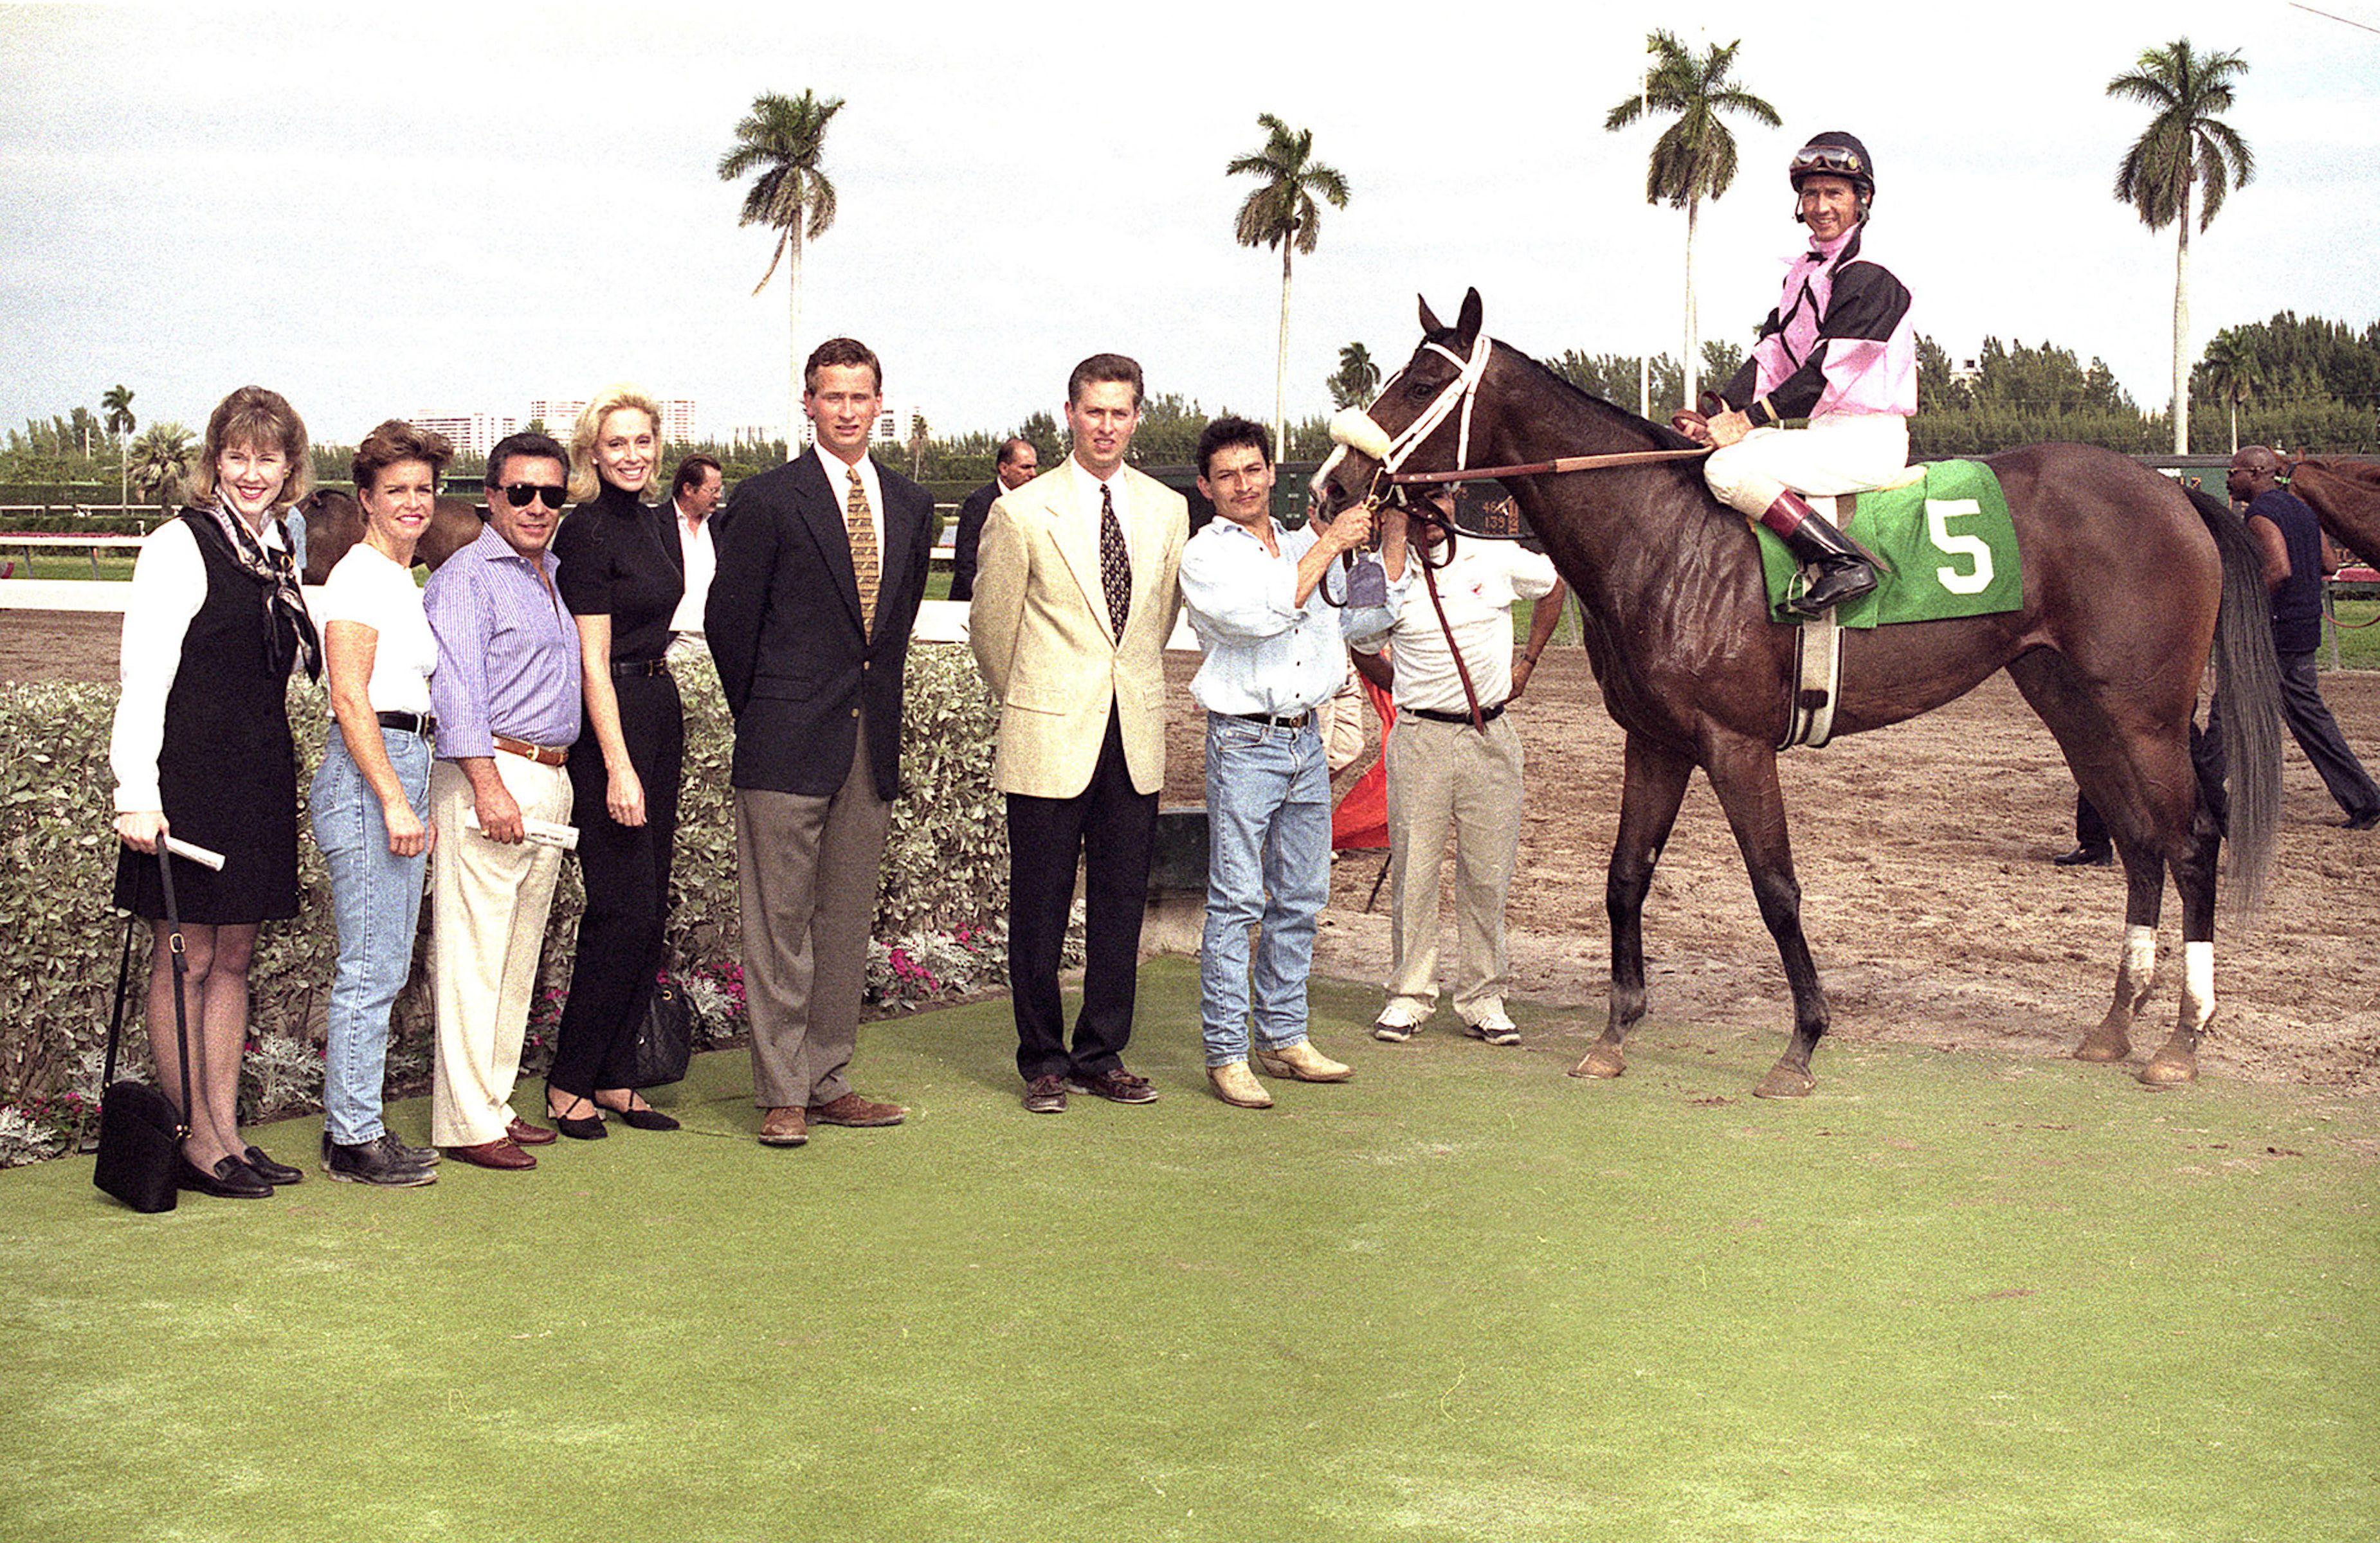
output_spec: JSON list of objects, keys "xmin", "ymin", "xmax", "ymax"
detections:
[
  {"xmin": 2287, "ymin": 456, "xmax": 2380, "ymax": 571},
  {"xmin": 296, "ymin": 488, "xmax": 485, "ymax": 584},
  {"xmin": 1312, "ymin": 289, "xmax": 2282, "ymax": 1096}
]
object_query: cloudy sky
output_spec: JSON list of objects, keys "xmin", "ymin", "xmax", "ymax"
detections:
[{"xmin": 2, "ymin": 0, "xmax": 2375, "ymax": 450}]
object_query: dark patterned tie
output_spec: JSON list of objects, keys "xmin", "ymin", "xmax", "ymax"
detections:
[
  {"xmin": 846, "ymin": 467, "xmax": 880, "ymax": 638},
  {"xmin": 1099, "ymin": 482, "xmax": 1132, "ymax": 639}
]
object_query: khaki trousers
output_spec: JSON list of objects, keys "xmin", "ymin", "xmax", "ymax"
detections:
[
  {"xmin": 429, "ymin": 753, "xmax": 572, "ymax": 1146},
  {"xmin": 1383, "ymin": 712, "xmax": 1523, "ymax": 1020},
  {"xmin": 735, "ymin": 737, "xmax": 890, "ymax": 1110}
]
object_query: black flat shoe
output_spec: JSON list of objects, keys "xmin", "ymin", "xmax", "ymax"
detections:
[
  {"xmin": 179, "ymin": 1155, "xmax": 273, "ymax": 1200},
  {"xmin": 595, "ymin": 1095, "xmax": 680, "ymax": 1132},
  {"xmin": 242, "ymin": 1145, "xmax": 304, "ymax": 1185},
  {"xmin": 2052, "ymin": 844, "xmax": 2114, "ymax": 867},
  {"xmin": 545, "ymin": 1096, "xmax": 608, "ymax": 1141}
]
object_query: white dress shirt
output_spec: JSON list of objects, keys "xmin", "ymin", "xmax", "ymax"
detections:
[
  {"xmin": 1352, "ymin": 540, "xmax": 1559, "ymax": 714},
  {"xmin": 815, "ymin": 444, "xmax": 884, "ymax": 552},
  {"xmin": 668, "ymin": 496, "xmax": 716, "ymax": 635}
]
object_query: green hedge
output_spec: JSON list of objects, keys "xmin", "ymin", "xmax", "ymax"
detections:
[{"xmin": 0, "ymin": 644, "xmax": 1009, "ymax": 1140}]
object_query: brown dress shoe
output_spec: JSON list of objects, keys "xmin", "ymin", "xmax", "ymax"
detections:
[
  {"xmin": 1021, "ymin": 1075, "xmax": 1068, "ymax": 1114},
  {"xmin": 445, "ymin": 1138, "xmax": 535, "ymax": 1170},
  {"xmin": 808, "ymin": 1092, "xmax": 906, "ymax": 1128},
  {"xmin": 505, "ymin": 1117, "xmax": 557, "ymax": 1147},
  {"xmin": 1066, "ymin": 1067, "xmax": 1159, "ymax": 1104},
  {"xmin": 758, "ymin": 1106, "xmax": 809, "ymax": 1147}
]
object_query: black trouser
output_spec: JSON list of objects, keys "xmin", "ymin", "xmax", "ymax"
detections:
[
  {"xmin": 1005, "ymin": 707, "xmax": 1157, "ymax": 1083},
  {"xmin": 550, "ymin": 671, "xmax": 684, "ymax": 1094}
]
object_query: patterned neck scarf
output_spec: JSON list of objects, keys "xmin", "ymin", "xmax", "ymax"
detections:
[{"xmin": 203, "ymin": 495, "xmax": 322, "ymax": 682}]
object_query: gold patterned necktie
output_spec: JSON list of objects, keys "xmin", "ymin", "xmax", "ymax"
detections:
[
  {"xmin": 1099, "ymin": 482, "xmax": 1132, "ymax": 638},
  {"xmin": 846, "ymin": 467, "xmax": 880, "ymax": 638}
]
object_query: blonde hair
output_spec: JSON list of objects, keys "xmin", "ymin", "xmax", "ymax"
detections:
[
  {"xmin": 567, "ymin": 384, "xmax": 664, "ymax": 503},
  {"xmin": 188, "ymin": 384, "xmax": 314, "ymax": 510}
]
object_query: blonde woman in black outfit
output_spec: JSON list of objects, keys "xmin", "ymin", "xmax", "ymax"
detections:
[{"xmin": 545, "ymin": 384, "xmax": 685, "ymax": 1137}]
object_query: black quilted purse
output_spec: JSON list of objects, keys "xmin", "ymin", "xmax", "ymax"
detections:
[
  {"xmin": 628, "ymin": 973, "xmax": 693, "ymax": 1089},
  {"xmin": 92, "ymin": 848, "xmax": 194, "ymax": 1214}
]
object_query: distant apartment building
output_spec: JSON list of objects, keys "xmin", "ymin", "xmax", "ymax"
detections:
[
  {"xmin": 529, "ymin": 396, "xmax": 699, "ymax": 445},
  {"xmin": 410, "ymin": 411, "xmax": 518, "ymax": 460}
]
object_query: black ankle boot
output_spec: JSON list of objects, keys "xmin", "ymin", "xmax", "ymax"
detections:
[{"xmin": 1763, "ymin": 493, "xmax": 1878, "ymax": 617}]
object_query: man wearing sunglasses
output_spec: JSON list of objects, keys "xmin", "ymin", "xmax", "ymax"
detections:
[
  {"xmin": 421, "ymin": 431, "xmax": 583, "ymax": 1171},
  {"xmin": 1673, "ymin": 130, "xmax": 1915, "ymax": 618}
]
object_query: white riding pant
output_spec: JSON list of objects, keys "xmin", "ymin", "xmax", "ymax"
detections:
[{"xmin": 1703, "ymin": 411, "xmax": 1911, "ymax": 521}]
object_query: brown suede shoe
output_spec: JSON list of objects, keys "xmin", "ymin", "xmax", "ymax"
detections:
[
  {"xmin": 808, "ymin": 1092, "xmax": 907, "ymax": 1128},
  {"xmin": 758, "ymin": 1106, "xmax": 809, "ymax": 1147},
  {"xmin": 505, "ymin": 1117, "xmax": 557, "ymax": 1147},
  {"xmin": 1066, "ymin": 1067, "xmax": 1159, "ymax": 1104},
  {"xmin": 445, "ymin": 1138, "xmax": 535, "ymax": 1171}
]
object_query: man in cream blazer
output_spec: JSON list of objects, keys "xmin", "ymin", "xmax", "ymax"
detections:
[{"xmin": 970, "ymin": 353, "xmax": 1187, "ymax": 1113}]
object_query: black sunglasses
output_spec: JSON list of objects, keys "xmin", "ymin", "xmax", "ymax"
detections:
[{"xmin": 498, "ymin": 483, "xmax": 567, "ymax": 510}]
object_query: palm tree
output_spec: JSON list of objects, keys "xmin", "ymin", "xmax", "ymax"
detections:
[
  {"xmin": 128, "ymin": 422, "xmax": 194, "ymax": 511},
  {"xmin": 1328, "ymin": 342, "xmax": 1381, "ymax": 410},
  {"xmin": 1228, "ymin": 113, "xmax": 1351, "ymax": 461},
  {"xmin": 1604, "ymin": 31, "xmax": 1780, "ymax": 411},
  {"xmin": 2198, "ymin": 329, "xmax": 2262, "ymax": 454},
  {"xmin": 719, "ymin": 88, "xmax": 846, "ymax": 455},
  {"xmin": 2108, "ymin": 39, "xmax": 2253, "ymax": 455},
  {"xmin": 102, "ymin": 384, "xmax": 134, "ymax": 510}
]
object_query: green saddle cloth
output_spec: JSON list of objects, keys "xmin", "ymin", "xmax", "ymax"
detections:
[{"xmin": 1754, "ymin": 460, "xmax": 2022, "ymax": 628}]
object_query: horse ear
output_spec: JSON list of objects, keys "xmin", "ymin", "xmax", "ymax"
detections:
[
  {"xmin": 1418, "ymin": 293, "xmax": 1444, "ymax": 336},
  {"xmin": 1456, "ymin": 288, "xmax": 1484, "ymax": 343}
]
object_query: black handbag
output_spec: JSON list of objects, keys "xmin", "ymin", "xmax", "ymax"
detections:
[
  {"xmin": 628, "ymin": 972, "xmax": 693, "ymax": 1089},
  {"xmin": 92, "ymin": 848, "xmax": 194, "ymax": 1214}
]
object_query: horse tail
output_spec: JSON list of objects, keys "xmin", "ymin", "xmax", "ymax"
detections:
[{"xmin": 2189, "ymin": 485, "xmax": 2282, "ymax": 921}]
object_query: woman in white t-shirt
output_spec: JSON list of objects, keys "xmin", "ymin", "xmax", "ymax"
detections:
[{"xmin": 309, "ymin": 420, "xmax": 454, "ymax": 1187}]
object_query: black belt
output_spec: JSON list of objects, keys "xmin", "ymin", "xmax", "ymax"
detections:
[
  {"xmin": 376, "ymin": 710, "xmax": 437, "ymax": 738},
  {"xmin": 1225, "ymin": 709, "xmax": 1311, "ymax": 729},
  {"xmin": 1408, "ymin": 703, "xmax": 1505, "ymax": 726},
  {"xmin": 612, "ymin": 658, "xmax": 671, "ymax": 678}
]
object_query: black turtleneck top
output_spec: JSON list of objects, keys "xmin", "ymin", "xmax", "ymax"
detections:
[{"xmin": 553, "ymin": 479, "xmax": 684, "ymax": 665}]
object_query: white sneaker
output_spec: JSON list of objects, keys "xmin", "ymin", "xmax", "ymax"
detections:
[
  {"xmin": 1462, "ymin": 1011, "xmax": 1521, "ymax": 1047},
  {"xmin": 1372, "ymin": 999, "xmax": 1431, "ymax": 1042}
]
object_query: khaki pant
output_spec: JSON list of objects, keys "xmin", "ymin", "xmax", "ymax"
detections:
[
  {"xmin": 1383, "ymin": 712, "xmax": 1523, "ymax": 1021},
  {"xmin": 428, "ymin": 754, "xmax": 571, "ymax": 1146}
]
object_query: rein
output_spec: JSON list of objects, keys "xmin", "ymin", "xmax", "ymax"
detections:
[{"xmin": 1390, "ymin": 446, "xmax": 1712, "ymax": 485}]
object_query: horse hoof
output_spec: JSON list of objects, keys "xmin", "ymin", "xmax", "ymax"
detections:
[
  {"xmin": 2073, "ymin": 1030, "xmax": 2132, "ymax": 1064},
  {"xmin": 1570, "ymin": 1044, "xmax": 1626, "ymax": 1079},
  {"xmin": 1753, "ymin": 1064, "xmax": 1815, "ymax": 1099},
  {"xmin": 2137, "ymin": 1049, "xmax": 2198, "ymax": 1088}
]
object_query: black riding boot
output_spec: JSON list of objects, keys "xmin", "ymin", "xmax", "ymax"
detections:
[{"xmin": 1761, "ymin": 492, "xmax": 1877, "ymax": 618}]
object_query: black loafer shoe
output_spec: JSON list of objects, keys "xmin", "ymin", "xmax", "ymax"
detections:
[
  {"xmin": 242, "ymin": 1145, "xmax": 303, "ymax": 1185},
  {"xmin": 613, "ymin": 1106, "xmax": 679, "ymax": 1132},
  {"xmin": 2341, "ymin": 810, "xmax": 2380, "ymax": 832},
  {"xmin": 2052, "ymin": 844, "xmax": 2114, "ymax": 867},
  {"xmin": 180, "ymin": 1155, "xmax": 274, "ymax": 1199}
]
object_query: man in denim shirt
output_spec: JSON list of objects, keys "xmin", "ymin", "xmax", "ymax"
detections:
[{"xmin": 1177, "ymin": 416, "xmax": 1386, "ymax": 1108}]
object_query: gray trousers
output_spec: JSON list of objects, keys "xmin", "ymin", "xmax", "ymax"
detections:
[{"xmin": 734, "ymin": 739, "xmax": 891, "ymax": 1110}]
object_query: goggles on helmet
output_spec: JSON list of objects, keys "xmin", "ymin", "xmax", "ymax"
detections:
[{"xmin": 1790, "ymin": 143, "xmax": 1866, "ymax": 181}]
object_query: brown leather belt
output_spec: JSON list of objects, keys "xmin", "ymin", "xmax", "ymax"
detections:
[{"xmin": 493, "ymin": 734, "xmax": 570, "ymax": 766}]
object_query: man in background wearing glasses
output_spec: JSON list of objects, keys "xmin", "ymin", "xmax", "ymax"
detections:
[{"xmin": 421, "ymin": 431, "xmax": 583, "ymax": 1171}]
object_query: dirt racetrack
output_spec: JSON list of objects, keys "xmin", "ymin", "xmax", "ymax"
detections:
[{"xmin": 11, "ymin": 606, "xmax": 2374, "ymax": 1092}]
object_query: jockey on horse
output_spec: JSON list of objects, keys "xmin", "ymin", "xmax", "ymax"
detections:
[{"xmin": 1674, "ymin": 131, "xmax": 1914, "ymax": 618}]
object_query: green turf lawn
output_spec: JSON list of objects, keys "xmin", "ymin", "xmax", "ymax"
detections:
[{"xmin": 2, "ymin": 961, "xmax": 2371, "ymax": 1542}]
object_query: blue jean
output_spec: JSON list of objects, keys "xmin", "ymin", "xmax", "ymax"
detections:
[
  {"xmin": 1199, "ymin": 713, "xmax": 1331, "ymax": 1065},
  {"xmin": 310, "ymin": 731, "xmax": 431, "ymax": 1146}
]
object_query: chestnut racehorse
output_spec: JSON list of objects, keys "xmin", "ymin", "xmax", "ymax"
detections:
[
  {"xmin": 296, "ymin": 487, "xmax": 485, "ymax": 584},
  {"xmin": 2287, "ymin": 456, "xmax": 2380, "ymax": 571},
  {"xmin": 1314, "ymin": 291, "xmax": 2283, "ymax": 1096}
]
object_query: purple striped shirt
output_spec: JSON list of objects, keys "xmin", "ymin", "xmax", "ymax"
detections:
[{"xmin": 425, "ymin": 523, "xmax": 582, "ymax": 759}]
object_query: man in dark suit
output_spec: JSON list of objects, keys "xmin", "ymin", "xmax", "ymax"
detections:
[
  {"xmin": 705, "ymin": 338, "xmax": 935, "ymax": 1148},
  {"xmin": 948, "ymin": 437, "xmax": 1039, "ymax": 602}
]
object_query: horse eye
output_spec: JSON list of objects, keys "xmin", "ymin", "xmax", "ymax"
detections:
[{"xmin": 1406, "ymin": 379, "xmax": 1437, "ymax": 401}]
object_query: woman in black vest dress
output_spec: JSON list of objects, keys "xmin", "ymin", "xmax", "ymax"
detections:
[
  {"xmin": 110, "ymin": 385, "xmax": 321, "ymax": 1200},
  {"xmin": 544, "ymin": 384, "xmax": 685, "ymax": 1137}
]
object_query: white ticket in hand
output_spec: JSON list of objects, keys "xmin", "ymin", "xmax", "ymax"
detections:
[
  {"xmin": 462, "ymin": 813, "xmax": 579, "ymax": 850},
  {"xmin": 163, "ymin": 836, "xmax": 226, "ymax": 871}
]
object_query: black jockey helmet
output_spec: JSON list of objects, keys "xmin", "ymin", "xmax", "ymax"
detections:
[{"xmin": 1788, "ymin": 131, "xmax": 1875, "ymax": 215}]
